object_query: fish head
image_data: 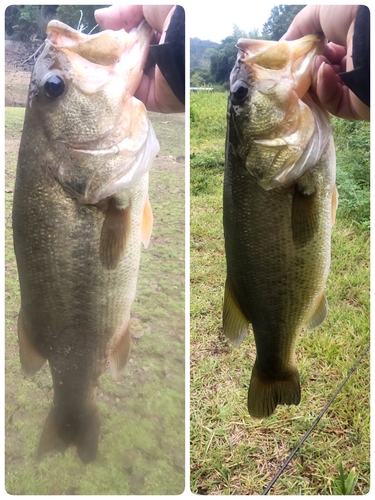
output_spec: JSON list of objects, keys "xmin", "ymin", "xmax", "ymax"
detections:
[
  {"xmin": 227, "ymin": 35, "xmax": 331, "ymax": 189},
  {"xmin": 26, "ymin": 20, "xmax": 159, "ymax": 204}
]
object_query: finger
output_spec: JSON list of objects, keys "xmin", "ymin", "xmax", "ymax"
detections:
[
  {"xmin": 94, "ymin": 5, "xmax": 143, "ymax": 31},
  {"xmin": 315, "ymin": 61, "xmax": 363, "ymax": 120},
  {"xmin": 136, "ymin": 68, "xmax": 184, "ymax": 113},
  {"xmin": 324, "ymin": 43, "xmax": 346, "ymax": 66},
  {"xmin": 282, "ymin": 5, "xmax": 322, "ymax": 40},
  {"xmin": 283, "ymin": 5, "xmax": 357, "ymax": 44},
  {"xmin": 143, "ymin": 5, "xmax": 175, "ymax": 34}
]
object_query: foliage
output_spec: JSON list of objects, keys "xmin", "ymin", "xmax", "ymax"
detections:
[
  {"xmin": 333, "ymin": 118, "xmax": 370, "ymax": 230},
  {"xmin": 4, "ymin": 4, "xmax": 107, "ymax": 40},
  {"xmin": 190, "ymin": 3, "xmax": 305, "ymax": 87},
  {"xmin": 208, "ymin": 27, "xmax": 262, "ymax": 86},
  {"xmin": 332, "ymin": 462, "xmax": 359, "ymax": 494},
  {"xmin": 56, "ymin": 5, "xmax": 106, "ymax": 34},
  {"xmin": 262, "ymin": 4, "xmax": 305, "ymax": 40},
  {"xmin": 190, "ymin": 37, "xmax": 219, "ymax": 69},
  {"xmin": 5, "ymin": 5, "xmax": 56, "ymax": 40}
]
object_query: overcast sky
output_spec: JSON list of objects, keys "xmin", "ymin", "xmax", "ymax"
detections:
[{"xmin": 187, "ymin": 2, "xmax": 276, "ymax": 43}]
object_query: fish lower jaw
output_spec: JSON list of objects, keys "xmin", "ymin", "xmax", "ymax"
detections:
[{"xmin": 72, "ymin": 135, "xmax": 140, "ymax": 156}]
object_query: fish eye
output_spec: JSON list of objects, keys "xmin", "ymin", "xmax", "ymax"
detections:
[
  {"xmin": 232, "ymin": 81, "xmax": 248, "ymax": 103},
  {"xmin": 43, "ymin": 74, "xmax": 65, "ymax": 99}
]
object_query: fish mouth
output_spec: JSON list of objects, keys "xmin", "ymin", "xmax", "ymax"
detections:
[
  {"xmin": 45, "ymin": 20, "xmax": 153, "ymax": 95},
  {"xmin": 231, "ymin": 35, "xmax": 330, "ymax": 190},
  {"xmin": 59, "ymin": 121, "xmax": 158, "ymax": 205},
  {"xmin": 70, "ymin": 135, "xmax": 138, "ymax": 156},
  {"xmin": 236, "ymin": 35, "xmax": 324, "ymax": 98},
  {"xmin": 46, "ymin": 20, "xmax": 144, "ymax": 65}
]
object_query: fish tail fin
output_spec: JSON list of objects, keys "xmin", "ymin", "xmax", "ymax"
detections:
[
  {"xmin": 247, "ymin": 360, "xmax": 301, "ymax": 418},
  {"xmin": 38, "ymin": 405, "xmax": 100, "ymax": 463}
]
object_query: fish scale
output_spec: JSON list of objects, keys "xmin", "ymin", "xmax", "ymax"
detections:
[
  {"xmin": 12, "ymin": 20, "xmax": 159, "ymax": 462},
  {"xmin": 223, "ymin": 35, "xmax": 337, "ymax": 418}
]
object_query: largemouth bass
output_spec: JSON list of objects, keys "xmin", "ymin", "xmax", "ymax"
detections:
[
  {"xmin": 12, "ymin": 20, "xmax": 159, "ymax": 462},
  {"xmin": 223, "ymin": 36, "xmax": 337, "ymax": 418}
]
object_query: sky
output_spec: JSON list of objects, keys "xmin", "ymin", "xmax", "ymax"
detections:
[{"xmin": 188, "ymin": 2, "xmax": 275, "ymax": 43}]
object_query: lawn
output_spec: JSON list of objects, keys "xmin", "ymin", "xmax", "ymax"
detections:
[{"xmin": 190, "ymin": 91, "xmax": 370, "ymax": 495}]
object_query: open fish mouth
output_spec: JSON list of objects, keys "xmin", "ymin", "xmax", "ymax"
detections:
[
  {"xmin": 36, "ymin": 20, "xmax": 159, "ymax": 205},
  {"xmin": 45, "ymin": 19, "xmax": 153, "ymax": 95},
  {"xmin": 229, "ymin": 35, "xmax": 330, "ymax": 190}
]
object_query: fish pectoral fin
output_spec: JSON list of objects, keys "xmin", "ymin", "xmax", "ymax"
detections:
[
  {"xmin": 38, "ymin": 404, "xmax": 100, "ymax": 464},
  {"xmin": 247, "ymin": 360, "xmax": 301, "ymax": 418},
  {"xmin": 141, "ymin": 194, "xmax": 153, "ymax": 249},
  {"xmin": 223, "ymin": 278, "xmax": 250, "ymax": 346},
  {"xmin": 292, "ymin": 185, "xmax": 319, "ymax": 247},
  {"xmin": 331, "ymin": 185, "xmax": 339, "ymax": 227},
  {"xmin": 109, "ymin": 321, "xmax": 132, "ymax": 378},
  {"xmin": 305, "ymin": 291, "xmax": 328, "ymax": 333},
  {"xmin": 100, "ymin": 199, "xmax": 131, "ymax": 270},
  {"xmin": 17, "ymin": 311, "xmax": 46, "ymax": 376}
]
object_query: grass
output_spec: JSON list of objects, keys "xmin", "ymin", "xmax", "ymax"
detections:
[
  {"xmin": 5, "ymin": 107, "xmax": 185, "ymax": 494},
  {"xmin": 190, "ymin": 92, "xmax": 370, "ymax": 495}
]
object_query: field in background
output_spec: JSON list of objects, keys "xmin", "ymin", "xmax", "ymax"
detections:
[
  {"xmin": 4, "ymin": 56, "xmax": 185, "ymax": 492},
  {"xmin": 190, "ymin": 91, "xmax": 370, "ymax": 495}
]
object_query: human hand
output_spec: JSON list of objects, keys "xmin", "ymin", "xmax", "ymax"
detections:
[
  {"xmin": 283, "ymin": 5, "xmax": 369, "ymax": 121},
  {"xmin": 95, "ymin": 5, "xmax": 185, "ymax": 113}
]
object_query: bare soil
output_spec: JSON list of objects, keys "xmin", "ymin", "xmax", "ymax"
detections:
[{"xmin": 5, "ymin": 43, "xmax": 186, "ymax": 495}]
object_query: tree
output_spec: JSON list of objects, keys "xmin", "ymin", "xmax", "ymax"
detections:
[
  {"xmin": 56, "ymin": 5, "xmax": 107, "ymax": 34},
  {"xmin": 5, "ymin": 5, "xmax": 57, "ymax": 40},
  {"xmin": 4, "ymin": 5, "xmax": 107, "ymax": 41},
  {"xmin": 262, "ymin": 4, "xmax": 305, "ymax": 40}
]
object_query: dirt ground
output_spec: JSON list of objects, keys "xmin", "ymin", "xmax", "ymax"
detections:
[
  {"xmin": 5, "ymin": 40, "xmax": 39, "ymax": 106},
  {"xmin": 4, "ymin": 42, "xmax": 186, "ymax": 494}
]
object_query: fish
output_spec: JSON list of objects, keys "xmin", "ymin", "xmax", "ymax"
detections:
[
  {"xmin": 223, "ymin": 35, "xmax": 338, "ymax": 418},
  {"xmin": 12, "ymin": 19, "xmax": 159, "ymax": 462}
]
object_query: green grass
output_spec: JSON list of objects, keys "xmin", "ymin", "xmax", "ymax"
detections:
[
  {"xmin": 5, "ymin": 107, "xmax": 185, "ymax": 494},
  {"xmin": 190, "ymin": 92, "xmax": 370, "ymax": 495}
]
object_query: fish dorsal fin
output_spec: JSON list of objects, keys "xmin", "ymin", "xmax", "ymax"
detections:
[
  {"xmin": 141, "ymin": 195, "xmax": 153, "ymax": 249},
  {"xmin": 223, "ymin": 279, "xmax": 250, "ymax": 346},
  {"xmin": 109, "ymin": 321, "xmax": 132, "ymax": 378},
  {"xmin": 292, "ymin": 186, "xmax": 319, "ymax": 248},
  {"xmin": 331, "ymin": 185, "xmax": 339, "ymax": 227},
  {"xmin": 17, "ymin": 311, "xmax": 46, "ymax": 376},
  {"xmin": 100, "ymin": 199, "xmax": 131, "ymax": 270},
  {"xmin": 306, "ymin": 292, "xmax": 328, "ymax": 333}
]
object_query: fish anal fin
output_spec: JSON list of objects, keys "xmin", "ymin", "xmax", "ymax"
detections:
[
  {"xmin": 292, "ymin": 186, "xmax": 319, "ymax": 247},
  {"xmin": 247, "ymin": 360, "xmax": 301, "ymax": 418},
  {"xmin": 331, "ymin": 185, "xmax": 338, "ymax": 227},
  {"xmin": 141, "ymin": 194, "xmax": 153, "ymax": 249},
  {"xmin": 17, "ymin": 311, "xmax": 46, "ymax": 376},
  {"xmin": 223, "ymin": 278, "xmax": 250, "ymax": 346},
  {"xmin": 306, "ymin": 291, "xmax": 328, "ymax": 333},
  {"xmin": 100, "ymin": 199, "xmax": 131, "ymax": 270},
  {"xmin": 38, "ymin": 404, "xmax": 100, "ymax": 464},
  {"xmin": 109, "ymin": 321, "xmax": 131, "ymax": 378}
]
